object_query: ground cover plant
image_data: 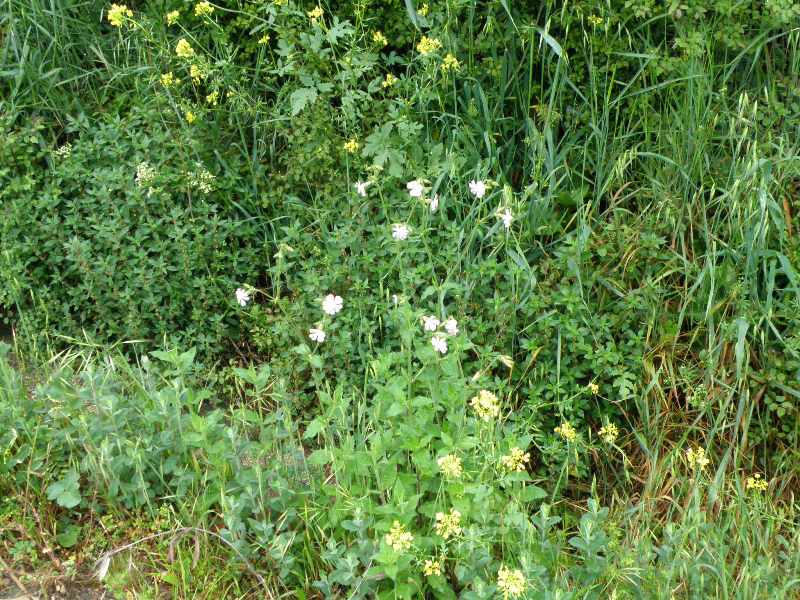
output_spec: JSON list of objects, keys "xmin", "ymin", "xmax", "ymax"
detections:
[{"xmin": 2, "ymin": 0, "xmax": 800, "ymax": 598}]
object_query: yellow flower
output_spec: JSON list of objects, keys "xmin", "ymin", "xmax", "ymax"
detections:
[
  {"xmin": 555, "ymin": 421, "xmax": 577, "ymax": 443},
  {"xmin": 500, "ymin": 447, "xmax": 530, "ymax": 472},
  {"xmin": 416, "ymin": 35, "xmax": 442, "ymax": 56},
  {"xmin": 190, "ymin": 64, "xmax": 206, "ymax": 83},
  {"xmin": 588, "ymin": 382, "xmax": 599, "ymax": 395},
  {"xmin": 441, "ymin": 53, "xmax": 460, "ymax": 71},
  {"xmin": 160, "ymin": 72, "xmax": 177, "ymax": 87},
  {"xmin": 308, "ymin": 6, "xmax": 323, "ymax": 21},
  {"xmin": 206, "ymin": 91, "xmax": 219, "ymax": 105},
  {"xmin": 470, "ymin": 389, "xmax": 500, "ymax": 422},
  {"xmin": 685, "ymin": 446, "xmax": 710, "ymax": 470},
  {"xmin": 166, "ymin": 10, "xmax": 180, "ymax": 25},
  {"xmin": 258, "ymin": 33, "xmax": 271, "ymax": 45},
  {"xmin": 423, "ymin": 558, "xmax": 442, "ymax": 576},
  {"xmin": 745, "ymin": 473, "xmax": 768, "ymax": 492},
  {"xmin": 343, "ymin": 138, "xmax": 360, "ymax": 153},
  {"xmin": 372, "ymin": 30, "xmax": 388, "ymax": 47},
  {"xmin": 587, "ymin": 15, "xmax": 604, "ymax": 27},
  {"xmin": 107, "ymin": 3, "xmax": 133, "ymax": 27},
  {"xmin": 384, "ymin": 521, "xmax": 413, "ymax": 552},
  {"xmin": 175, "ymin": 39, "xmax": 195, "ymax": 59},
  {"xmin": 437, "ymin": 454, "xmax": 462, "ymax": 479},
  {"xmin": 418, "ymin": 3, "xmax": 430, "ymax": 16},
  {"xmin": 497, "ymin": 565, "xmax": 526, "ymax": 599},
  {"xmin": 194, "ymin": 1, "xmax": 214, "ymax": 17},
  {"xmin": 598, "ymin": 422, "xmax": 619, "ymax": 444},
  {"xmin": 382, "ymin": 73, "xmax": 398, "ymax": 88},
  {"xmin": 434, "ymin": 508, "xmax": 462, "ymax": 539},
  {"xmin": 185, "ymin": 110, "xmax": 196, "ymax": 124}
]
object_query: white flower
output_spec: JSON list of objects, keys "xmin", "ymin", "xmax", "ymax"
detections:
[
  {"xmin": 308, "ymin": 328, "xmax": 326, "ymax": 343},
  {"xmin": 235, "ymin": 288, "xmax": 251, "ymax": 307},
  {"xmin": 429, "ymin": 193, "xmax": 439, "ymax": 212},
  {"xmin": 392, "ymin": 223, "xmax": 410, "ymax": 241},
  {"xmin": 355, "ymin": 181, "xmax": 369, "ymax": 197},
  {"xmin": 469, "ymin": 179, "xmax": 487, "ymax": 198},
  {"xmin": 431, "ymin": 334, "xmax": 448, "ymax": 354},
  {"xmin": 444, "ymin": 317, "xmax": 459, "ymax": 335},
  {"xmin": 497, "ymin": 207, "xmax": 513, "ymax": 229},
  {"xmin": 422, "ymin": 315, "xmax": 440, "ymax": 331},
  {"xmin": 322, "ymin": 293, "xmax": 344, "ymax": 315},
  {"xmin": 407, "ymin": 179, "xmax": 424, "ymax": 198}
]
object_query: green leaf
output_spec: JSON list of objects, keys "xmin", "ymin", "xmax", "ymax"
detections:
[
  {"xmin": 290, "ymin": 87, "xmax": 318, "ymax": 116},
  {"xmin": 46, "ymin": 470, "xmax": 82, "ymax": 509},
  {"xmin": 520, "ymin": 484, "xmax": 547, "ymax": 502}
]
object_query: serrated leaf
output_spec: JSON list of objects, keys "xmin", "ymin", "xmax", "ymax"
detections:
[{"xmin": 290, "ymin": 87, "xmax": 318, "ymax": 115}]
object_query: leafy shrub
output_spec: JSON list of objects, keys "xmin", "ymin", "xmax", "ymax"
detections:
[{"xmin": 0, "ymin": 109, "xmax": 263, "ymax": 355}]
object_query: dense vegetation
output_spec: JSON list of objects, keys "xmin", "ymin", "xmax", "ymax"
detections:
[{"xmin": 2, "ymin": 0, "xmax": 800, "ymax": 598}]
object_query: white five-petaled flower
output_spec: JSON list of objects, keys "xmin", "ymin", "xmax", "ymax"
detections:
[
  {"xmin": 469, "ymin": 179, "xmax": 487, "ymax": 198},
  {"xmin": 431, "ymin": 334, "xmax": 448, "ymax": 354},
  {"xmin": 422, "ymin": 315, "xmax": 440, "ymax": 331},
  {"xmin": 235, "ymin": 288, "xmax": 251, "ymax": 307},
  {"xmin": 322, "ymin": 293, "xmax": 344, "ymax": 315},
  {"xmin": 498, "ymin": 207, "xmax": 513, "ymax": 229},
  {"xmin": 355, "ymin": 181, "xmax": 369, "ymax": 197},
  {"xmin": 308, "ymin": 328, "xmax": 326, "ymax": 343},
  {"xmin": 429, "ymin": 193, "xmax": 439, "ymax": 212},
  {"xmin": 407, "ymin": 179, "xmax": 424, "ymax": 198},
  {"xmin": 392, "ymin": 223, "xmax": 410, "ymax": 241},
  {"xmin": 444, "ymin": 317, "xmax": 459, "ymax": 335}
]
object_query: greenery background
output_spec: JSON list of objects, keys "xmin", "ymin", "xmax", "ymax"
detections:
[{"xmin": 2, "ymin": 0, "xmax": 800, "ymax": 598}]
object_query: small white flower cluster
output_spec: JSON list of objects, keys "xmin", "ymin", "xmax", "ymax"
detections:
[
  {"xmin": 135, "ymin": 161, "xmax": 156, "ymax": 187},
  {"xmin": 423, "ymin": 315, "xmax": 459, "ymax": 354},
  {"xmin": 187, "ymin": 165, "xmax": 216, "ymax": 194},
  {"xmin": 392, "ymin": 223, "xmax": 410, "ymax": 241},
  {"xmin": 54, "ymin": 143, "xmax": 72, "ymax": 159}
]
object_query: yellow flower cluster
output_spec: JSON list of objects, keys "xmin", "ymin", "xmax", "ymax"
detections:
[
  {"xmin": 441, "ymin": 53, "xmax": 460, "ymax": 71},
  {"xmin": 308, "ymin": 6, "xmax": 323, "ymax": 21},
  {"xmin": 194, "ymin": 1, "xmax": 214, "ymax": 17},
  {"xmin": 434, "ymin": 508, "xmax": 462, "ymax": 539},
  {"xmin": 175, "ymin": 39, "xmax": 195, "ymax": 59},
  {"xmin": 258, "ymin": 33, "xmax": 271, "ymax": 45},
  {"xmin": 598, "ymin": 422, "xmax": 619, "ymax": 444},
  {"xmin": 587, "ymin": 15, "xmax": 604, "ymax": 27},
  {"xmin": 555, "ymin": 421, "xmax": 577, "ymax": 442},
  {"xmin": 423, "ymin": 558, "xmax": 442, "ymax": 576},
  {"xmin": 500, "ymin": 447, "xmax": 530, "ymax": 472},
  {"xmin": 166, "ymin": 10, "xmax": 180, "ymax": 25},
  {"xmin": 372, "ymin": 30, "xmax": 388, "ymax": 47},
  {"xmin": 418, "ymin": 3, "xmax": 430, "ymax": 16},
  {"xmin": 343, "ymin": 138, "xmax": 360, "ymax": 153},
  {"xmin": 497, "ymin": 565, "xmax": 526, "ymax": 599},
  {"xmin": 160, "ymin": 72, "xmax": 177, "ymax": 87},
  {"xmin": 685, "ymin": 446, "xmax": 710, "ymax": 470},
  {"xmin": 185, "ymin": 110, "xmax": 197, "ymax": 124},
  {"xmin": 384, "ymin": 521, "xmax": 413, "ymax": 552},
  {"xmin": 382, "ymin": 73, "xmax": 398, "ymax": 88},
  {"xmin": 745, "ymin": 473, "xmax": 768, "ymax": 492},
  {"xmin": 470, "ymin": 389, "xmax": 500, "ymax": 421},
  {"xmin": 588, "ymin": 382, "xmax": 599, "ymax": 395},
  {"xmin": 190, "ymin": 64, "xmax": 207, "ymax": 83},
  {"xmin": 107, "ymin": 3, "xmax": 132, "ymax": 27},
  {"xmin": 206, "ymin": 91, "xmax": 219, "ymax": 105},
  {"xmin": 437, "ymin": 453, "xmax": 462, "ymax": 479},
  {"xmin": 416, "ymin": 35, "xmax": 442, "ymax": 56}
]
